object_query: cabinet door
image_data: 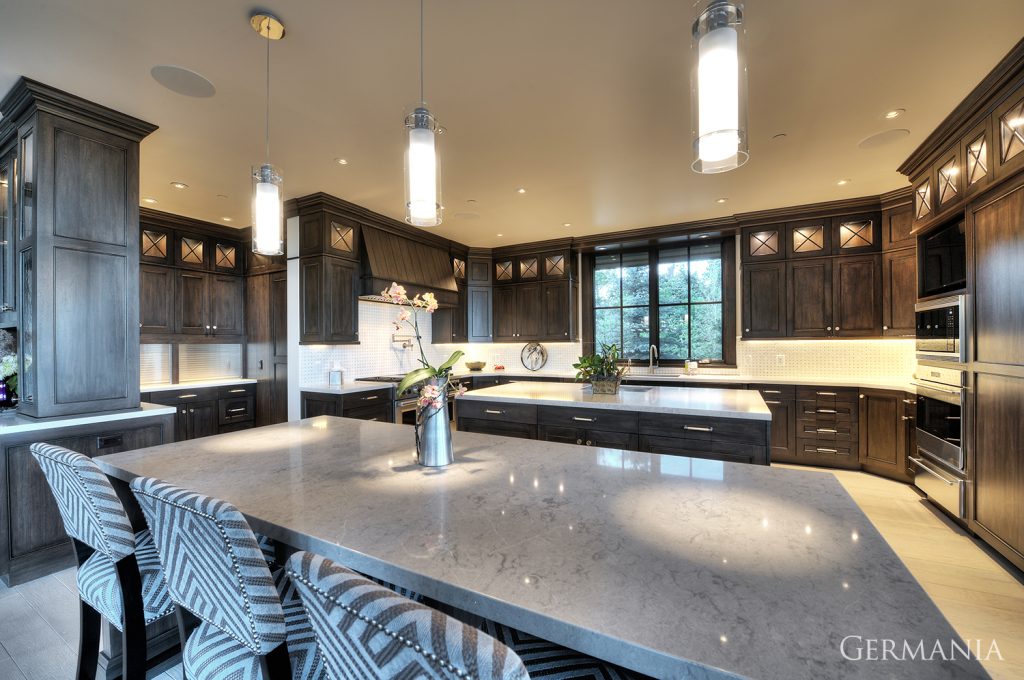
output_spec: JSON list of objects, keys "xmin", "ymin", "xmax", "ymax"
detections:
[
  {"xmin": 741, "ymin": 224, "xmax": 785, "ymax": 262},
  {"xmin": 299, "ymin": 257, "xmax": 324, "ymax": 343},
  {"xmin": 188, "ymin": 401, "xmax": 219, "ymax": 440},
  {"xmin": 586, "ymin": 429, "xmax": 639, "ymax": 451},
  {"xmin": 786, "ymin": 218, "xmax": 831, "ymax": 259},
  {"xmin": 516, "ymin": 283, "xmax": 543, "ymax": 339},
  {"xmin": 858, "ymin": 389, "xmax": 909, "ymax": 482},
  {"xmin": 467, "ymin": 286, "xmax": 492, "ymax": 343},
  {"xmin": 973, "ymin": 179, "xmax": 1024, "ymax": 365},
  {"xmin": 541, "ymin": 424, "xmax": 583, "ymax": 445},
  {"xmin": 787, "ymin": 259, "xmax": 832, "ymax": 337},
  {"xmin": 972, "ymin": 373, "xmax": 1024, "ymax": 566},
  {"xmin": 0, "ymin": 150, "xmax": 15, "ymax": 320},
  {"xmin": 882, "ymin": 203, "xmax": 915, "ymax": 250},
  {"xmin": 492, "ymin": 286, "xmax": 516, "ymax": 341},
  {"xmin": 541, "ymin": 280, "xmax": 571, "ymax": 340},
  {"xmin": 742, "ymin": 262, "xmax": 786, "ymax": 338},
  {"xmin": 302, "ymin": 393, "xmax": 343, "ymax": 418},
  {"xmin": 992, "ymin": 89, "xmax": 1024, "ymax": 180},
  {"xmin": 209, "ymin": 275, "xmax": 244, "ymax": 336},
  {"xmin": 882, "ymin": 249, "xmax": 916, "ymax": 336},
  {"xmin": 176, "ymin": 270, "xmax": 209, "ymax": 334},
  {"xmin": 324, "ymin": 257, "xmax": 359, "ymax": 343},
  {"xmin": 833, "ymin": 213, "xmax": 881, "ymax": 255},
  {"xmin": 139, "ymin": 264, "xmax": 175, "ymax": 335},
  {"xmin": 762, "ymin": 398, "xmax": 795, "ymax": 462},
  {"xmin": 833, "ymin": 254, "xmax": 881, "ymax": 337},
  {"xmin": 451, "ymin": 285, "xmax": 468, "ymax": 342}
]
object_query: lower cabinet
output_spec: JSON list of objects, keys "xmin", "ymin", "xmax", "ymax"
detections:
[
  {"xmin": 299, "ymin": 389, "xmax": 395, "ymax": 422},
  {"xmin": 858, "ymin": 388, "xmax": 913, "ymax": 483},
  {"xmin": 750, "ymin": 384, "xmax": 796, "ymax": 463},
  {"xmin": 540, "ymin": 424, "xmax": 639, "ymax": 451},
  {"xmin": 1, "ymin": 412, "xmax": 176, "ymax": 586},
  {"xmin": 177, "ymin": 400, "xmax": 219, "ymax": 441},
  {"xmin": 144, "ymin": 383, "xmax": 256, "ymax": 440}
]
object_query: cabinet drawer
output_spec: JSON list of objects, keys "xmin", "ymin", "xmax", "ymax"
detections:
[
  {"xmin": 149, "ymin": 387, "xmax": 218, "ymax": 406},
  {"xmin": 538, "ymin": 406, "xmax": 638, "ymax": 433},
  {"xmin": 641, "ymin": 435, "xmax": 768, "ymax": 465},
  {"xmin": 796, "ymin": 438, "xmax": 856, "ymax": 459},
  {"xmin": 458, "ymin": 400, "xmax": 537, "ymax": 424},
  {"xmin": 218, "ymin": 383, "xmax": 255, "ymax": 399},
  {"xmin": 639, "ymin": 412, "xmax": 767, "ymax": 444},
  {"xmin": 218, "ymin": 422, "xmax": 254, "ymax": 434},
  {"xmin": 797, "ymin": 420, "xmax": 856, "ymax": 441},
  {"xmin": 796, "ymin": 387, "xmax": 859, "ymax": 404},
  {"xmin": 796, "ymin": 400, "xmax": 858, "ymax": 419},
  {"xmin": 458, "ymin": 417, "xmax": 537, "ymax": 440},
  {"xmin": 219, "ymin": 396, "xmax": 254, "ymax": 424},
  {"xmin": 750, "ymin": 384, "xmax": 796, "ymax": 399},
  {"xmin": 343, "ymin": 388, "xmax": 392, "ymax": 409},
  {"xmin": 342, "ymin": 403, "xmax": 392, "ymax": 423}
]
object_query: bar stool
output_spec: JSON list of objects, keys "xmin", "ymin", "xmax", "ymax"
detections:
[
  {"xmin": 129, "ymin": 477, "xmax": 326, "ymax": 680},
  {"xmin": 30, "ymin": 443, "xmax": 176, "ymax": 680},
  {"xmin": 284, "ymin": 550, "xmax": 530, "ymax": 679}
]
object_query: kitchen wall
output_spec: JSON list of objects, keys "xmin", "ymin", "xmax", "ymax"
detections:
[{"xmin": 297, "ymin": 300, "xmax": 915, "ymax": 386}]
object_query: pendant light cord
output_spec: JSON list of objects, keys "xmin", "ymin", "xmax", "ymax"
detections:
[
  {"xmin": 265, "ymin": 21, "xmax": 271, "ymax": 163},
  {"xmin": 419, "ymin": 0, "xmax": 425, "ymax": 105}
]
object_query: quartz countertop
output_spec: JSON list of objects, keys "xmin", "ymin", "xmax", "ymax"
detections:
[
  {"xmin": 459, "ymin": 381, "xmax": 772, "ymax": 421},
  {"xmin": 141, "ymin": 378, "xmax": 256, "ymax": 393},
  {"xmin": 0, "ymin": 402, "xmax": 176, "ymax": 436},
  {"xmin": 299, "ymin": 381, "xmax": 395, "ymax": 396},
  {"xmin": 94, "ymin": 417, "xmax": 983, "ymax": 680}
]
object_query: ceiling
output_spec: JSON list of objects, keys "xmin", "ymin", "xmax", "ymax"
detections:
[{"xmin": 1, "ymin": 1, "xmax": 1023, "ymax": 247}]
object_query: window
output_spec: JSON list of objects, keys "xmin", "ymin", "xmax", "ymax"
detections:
[{"xmin": 590, "ymin": 240, "xmax": 732, "ymax": 363}]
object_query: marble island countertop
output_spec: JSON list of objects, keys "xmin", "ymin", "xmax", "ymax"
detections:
[
  {"xmin": 458, "ymin": 380, "xmax": 773, "ymax": 421},
  {"xmin": 94, "ymin": 417, "xmax": 985, "ymax": 680},
  {"xmin": 0, "ymin": 402, "xmax": 176, "ymax": 435}
]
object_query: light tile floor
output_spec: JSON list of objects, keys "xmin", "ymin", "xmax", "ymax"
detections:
[{"xmin": 0, "ymin": 468, "xmax": 1021, "ymax": 679}]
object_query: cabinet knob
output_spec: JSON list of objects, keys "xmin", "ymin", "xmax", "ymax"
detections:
[
  {"xmin": 745, "ymin": 328, "xmax": 750, "ymax": 333},
  {"xmin": 883, "ymin": 325, "xmax": 889, "ymax": 330},
  {"xmin": 576, "ymin": 438, "xmax": 583, "ymax": 445},
  {"xmin": 835, "ymin": 326, "xmax": 840, "ymax": 331},
  {"xmin": 827, "ymin": 326, "xmax": 833, "ymax": 331},
  {"xmin": 585, "ymin": 440, "xmax": 592, "ymax": 446},
  {"xmin": 212, "ymin": 325, "xmax": 217, "ymax": 331},
  {"xmin": 189, "ymin": 409, "xmax": 195, "ymax": 413}
]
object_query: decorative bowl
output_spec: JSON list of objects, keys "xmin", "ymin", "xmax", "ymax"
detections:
[{"xmin": 465, "ymin": 361, "xmax": 486, "ymax": 371}]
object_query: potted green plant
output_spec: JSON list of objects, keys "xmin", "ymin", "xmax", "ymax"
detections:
[
  {"xmin": 381, "ymin": 283, "xmax": 465, "ymax": 467},
  {"xmin": 573, "ymin": 343, "xmax": 626, "ymax": 395}
]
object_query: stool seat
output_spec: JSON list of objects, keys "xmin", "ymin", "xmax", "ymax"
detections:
[{"xmin": 76, "ymin": 528, "xmax": 174, "ymax": 631}]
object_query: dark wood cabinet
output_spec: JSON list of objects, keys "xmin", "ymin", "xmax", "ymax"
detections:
[
  {"xmin": 302, "ymin": 392, "xmax": 342, "ymax": 417},
  {"xmin": 0, "ymin": 147, "xmax": 17, "ymax": 325},
  {"xmin": 491, "ymin": 281, "xmax": 571, "ymax": 342},
  {"xmin": 300, "ymin": 389, "xmax": 394, "ymax": 422},
  {"xmin": 833, "ymin": 213, "xmax": 881, "ymax": 255},
  {"xmin": 176, "ymin": 400, "xmax": 219, "ymax": 441},
  {"xmin": 492, "ymin": 285, "xmax": 517, "ymax": 341},
  {"xmin": 740, "ymin": 224, "xmax": 785, "ymax": 262},
  {"xmin": 742, "ymin": 262, "xmax": 786, "ymax": 338},
  {"xmin": 209, "ymin": 275, "xmax": 244, "ymax": 336},
  {"xmin": 177, "ymin": 270, "xmax": 209, "ymax": 335},
  {"xmin": 432, "ymin": 284, "xmax": 468, "ymax": 344},
  {"xmin": 786, "ymin": 218, "xmax": 831, "ymax": 259},
  {"xmin": 751, "ymin": 385, "xmax": 795, "ymax": 462},
  {"xmin": 299, "ymin": 210, "xmax": 360, "ymax": 261},
  {"xmin": 246, "ymin": 270, "xmax": 288, "ymax": 427},
  {"xmin": 139, "ymin": 264, "xmax": 175, "ymax": 335},
  {"xmin": 787, "ymin": 258, "xmax": 833, "ymax": 337},
  {"xmin": 832, "ymin": 254, "xmax": 881, "ymax": 337},
  {"xmin": 299, "ymin": 255, "xmax": 359, "ymax": 345},
  {"xmin": 882, "ymin": 202, "xmax": 915, "ymax": 250},
  {"xmin": 540, "ymin": 424, "xmax": 639, "ymax": 451},
  {"xmin": 144, "ymin": 383, "xmax": 255, "ymax": 439},
  {"xmin": 175, "ymin": 270, "xmax": 243, "ymax": 338},
  {"xmin": 859, "ymin": 389, "xmax": 912, "ymax": 482},
  {"xmin": 466, "ymin": 285, "xmax": 493, "ymax": 342},
  {"xmin": 541, "ymin": 280, "xmax": 577, "ymax": 340},
  {"xmin": 515, "ymin": 283, "xmax": 543, "ymax": 338},
  {"xmin": 882, "ymin": 248, "xmax": 916, "ymax": 336}
]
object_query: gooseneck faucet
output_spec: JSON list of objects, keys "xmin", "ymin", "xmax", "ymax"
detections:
[{"xmin": 649, "ymin": 344, "xmax": 659, "ymax": 370}]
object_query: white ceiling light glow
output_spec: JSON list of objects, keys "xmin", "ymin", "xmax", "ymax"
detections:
[
  {"xmin": 250, "ymin": 12, "xmax": 285, "ymax": 256},
  {"xmin": 405, "ymin": 0, "xmax": 442, "ymax": 228},
  {"xmin": 691, "ymin": 0, "xmax": 748, "ymax": 174}
]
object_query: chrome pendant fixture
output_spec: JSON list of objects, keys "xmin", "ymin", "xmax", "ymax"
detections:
[
  {"xmin": 691, "ymin": 0, "xmax": 748, "ymax": 174},
  {"xmin": 405, "ymin": 0, "xmax": 442, "ymax": 227},
  {"xmin": 250, "ymin": 12, "xmax": 285, "ymax": 255}
]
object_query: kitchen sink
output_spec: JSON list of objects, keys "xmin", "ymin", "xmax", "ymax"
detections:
[{"xmin": 616, "ymin": 385, "xmax": 653, "ymax": 393}]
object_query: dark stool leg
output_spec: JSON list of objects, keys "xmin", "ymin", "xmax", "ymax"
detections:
[
  {"xmin": 76, "ymin": 600, "xmax": 101, "ymax": 680},
  {"xmin": 116, "ymin": 555, "xmax": 147, "ymax": 680},
  {"xmin": 258, "ymin": 643, "xmax": 293, "ymax": 680}
]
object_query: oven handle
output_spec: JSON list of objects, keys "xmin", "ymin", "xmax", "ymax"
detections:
[
  {"xmin": 909, "ymin": 457, "xmax": 957, "ymax": 486},
  {"xmin": 912, "ymin": 382, "xmax": 964, "ymax": 406}
]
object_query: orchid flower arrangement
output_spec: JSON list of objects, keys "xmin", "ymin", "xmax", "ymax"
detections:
[{"xmin": 381, "ymin": 283, "xmax": 466, "ymax": 418}]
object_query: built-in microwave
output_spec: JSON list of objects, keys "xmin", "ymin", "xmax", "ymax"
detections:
[
  {"xmin": 919, "ymin": 218, "xmax": 966, "ymax": 299},
  {"xmin": 915, "ymin": 295, "xmax": 966, "ymax": 363}
]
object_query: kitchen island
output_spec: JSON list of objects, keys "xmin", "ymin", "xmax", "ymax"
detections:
[
  {"xmin": 457, "ymin": 380, "xmax": 773, "ymax": 465},
  {"xmin": 94, "ymin": 417, "xmax": 986, "ymax": 680}
]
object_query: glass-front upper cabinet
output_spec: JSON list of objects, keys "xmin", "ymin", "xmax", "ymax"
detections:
[{"xmin": 0, "ymin": 147, "xmax": 17, "ymax": 319}]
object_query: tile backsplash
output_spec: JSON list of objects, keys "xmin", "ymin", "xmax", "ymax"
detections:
[{"xmin": 299, "ymin": 301, "xmax": 915, "ymax": 385}]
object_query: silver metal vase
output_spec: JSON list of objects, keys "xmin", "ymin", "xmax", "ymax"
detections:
[{"xmin": 416, "ymin": 399, "xmax": 454, "ymax": 467}]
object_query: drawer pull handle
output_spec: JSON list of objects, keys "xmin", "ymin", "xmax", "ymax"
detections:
[
  {"xmin": 816, "ymin": 428, "xmax": 837, "ymax": 433},
  {"xmin": 909, "ymin": 457, "xmax": 957, "ymax": 486},
  {"xmin": 227, "ymin": 407, "xmax": 247, "ymax": 413},
  {"xmin": 945, "ymin": 416, "xmax": 960, "ymax": 420},
  {"xmin": 901, "ymin": 416, "xmax": 913, "ymax": 421},
  {"xmin": 816, "ymin": 447, "xmax": 838, "ymax": 453},
  {"xmin": 816, "ymin": 408, "xmax": 837, "ymax": 414},
  {"xmin": 683, "ymin": 425, "xmax": 714, "ymax": 433},
  {"xmin": 763, "ymin": 390, "xmax": 782, "ymax": 394},
  {"xmin": 816, "ymin": 391, "xmax": 837, "ymax": 396},
  {"xmin": 484, "ymin": 409, "xmax": 504, "ymax": 415},
  {"xmin": 764, "ymin": 400, "xmax": 782, "ymax": 405},
  {"xmin": 96, "ymin": 435, "xmax": 123, "ymax": 450},
  {"xmin": 902, "ymin": 399, "xmax": 916, "ymax": 404},
  {"xmin": 179, "ymin": 394, "xmax": 198, "ymax": 399},
  {"xmin": 571, "ymin": 416, "xmax": 596, "ymax": 422},
  {"xmin": 229, "ymin": 388, "xmax": 247, "ymax": 394},
  {"xmin": 364, "ymin": 395, "xmax": 380, "ymax": 401}
]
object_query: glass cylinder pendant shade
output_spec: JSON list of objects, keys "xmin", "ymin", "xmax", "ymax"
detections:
[
  {"xmin": 252, "ymin": 163, "xmax": 283, "ymax": 255},
  {"xmin": 405, "ymin": 106, "xmax": 442, "ymax": 227},
  {"xmin": 691, "ymin": 0, "xmax": 748, "ymax": 174}
]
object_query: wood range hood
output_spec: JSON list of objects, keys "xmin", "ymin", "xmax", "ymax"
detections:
[{"xmin": 358, "ymin": 226, "xmax": 459, "ymax": 307}]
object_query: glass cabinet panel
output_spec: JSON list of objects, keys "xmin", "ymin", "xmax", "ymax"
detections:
[
  {"xmin": 748, "ymin": 229, "xmax": 779, "ymax": 257},
  {"xmin": 966, "ymin": 133, "xmax": 988, "ymax": 186},
  {"xmin": 999, "ymin": 99, "xmax": 1024, "ymax": 163},
  {"xmin": 914, "ymin": 179, "xmax": 932, "ymax": 221},
  {"xmin": 792, "ymin": 225, "xmax": 824, "ymax": 254},
  {"xmin": 19, "ymin": 132, "xmax": 33, "ymax": 240}
]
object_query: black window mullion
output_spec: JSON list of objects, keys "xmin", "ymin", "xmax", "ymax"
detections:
[
  {"xmin": 686, "ymin": 245, "xmax": 693, "ymax": 361},
  {"xmin": 649, "ymin": 247, "xmax": 658, "ymax": 359}
]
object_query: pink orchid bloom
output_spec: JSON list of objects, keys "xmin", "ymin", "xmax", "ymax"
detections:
[
  {"xmin": 398, "ymin": 310, "xmax": 411, "ymax": 322},
  {"xmin": 420, "ymin": 292, "xmax": 439, "ymax": 313},
  {"xmin": 431, "ymin": 398, "xmax": 444, "ymax": 410}
]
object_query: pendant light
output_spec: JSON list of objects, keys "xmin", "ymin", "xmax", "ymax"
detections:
[
  {"xmin": 691, "ymin": 0, "xmax": 748, "ymax": 174},
  {"xmin": 405, "ymin": 0, "xmax": 442, "ymax": 227},
  {"xmin": 250, "ymin": 12, "xmax": 285, "ymax": 255}
]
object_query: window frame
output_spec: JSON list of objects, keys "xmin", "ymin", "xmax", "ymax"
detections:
[{"xmin": 583, "ymin": 236, "xmax": 737, "ymax": 367}]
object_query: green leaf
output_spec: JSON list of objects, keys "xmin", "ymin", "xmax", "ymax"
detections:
[
  {"xmin": 437, "ymin": 350, "xmax": 464, "ymax": 374},
  {"xmin": 398, "ymin": 367, "xmax": 436, "ymax": 395}
]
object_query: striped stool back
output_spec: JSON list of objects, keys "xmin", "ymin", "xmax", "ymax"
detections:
[
  {"xmin": 130, "ymin": 477, "xmax": 287, "ymax": 657},
  {"xmin": 31, "ymin": 443, "xmax": 136, "ymax": 560},
  {"xmin": 284, "ymin": 551, "xmax": 530, "ymax": 680}
]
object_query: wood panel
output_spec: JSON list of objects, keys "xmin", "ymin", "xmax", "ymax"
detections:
[
  {"xmin": 139, "ymin": 264, "xmax": 174, "ymax": 334},
  {"xmin": 787, "ymin": 258, "xmax": 832, "ymax": 337},
  {"xmin": 542, "ymin": 280, "xmax": 572, "ymax": 340},
  {"xmin": 882, "ymin": 248, "xmax": 916, "ymax": 336},
  {"xmin": 516, "ymin": 283, "xmax": 543, "ymax": 339},
  {"xmin": 742, "ymin": 261, "xmax": 786, "ymax": 338},
  {"xmin": 859, "ymin": 389, "xmax": 910, "ymax": 482},
  {"xmin": 832, "ymin": 254, "xmax": 881, "ymax": 337},
  {"xmin": 209, "ymin": 275, "xmax": 243, "ymax": 336},
  {"xmin": 299, "ymin": 257, "xmax": 323, "ymax": 343},
  {"xmin": 324, "ymin": 256, "xmax": 358, "ymax": 343},
  {"xmin": 882, "ymin": 203, "xmax": 915, "ymax": 250},
  {"xmin": 176, "ymin": 270, "xmax": 208, "ymax": 335},
  {"xmin": 52, "ymin": 128, "xmax": 127, "ymax": 246},
  {"xmin": 492, "ymin": 286, "xmax": 516, "ymax": 341}
]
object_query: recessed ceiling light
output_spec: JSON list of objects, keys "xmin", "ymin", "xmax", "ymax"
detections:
[
  {"xmin": 884, "ymin": 108, "xmax": 905, "ymax": 119},
  {"xmin": 466, "ymin": 199, "xmax": 478, "ymax": 204},
  {"xmin": 221, "ymin": 217, "xmax": 232, "ymax": 222},
  {"xmin": 516, "ymin": 188, "xmax": 526, "ymax": 194},
  {"xmin": 836, "ymin": 179, "xmax": 851, "ymax": 186},
  {"xmin": 716, "ymin": 197, "xmax": 728, "ymax": 204},
  {"xmin": 562, "ymin": 222, "xmax": 572, "ymax": 228},
  {"xmin": 496, "ymin": 233, "xmax": 504, "ymax": 237},
  {"xmin": 170, "ymin": 181, "xmax": 189, "ymax": 190},
  {"xmin": 334, "ymin": 158, "xmax": 348, "ymax": 165},
  {"xmin": 142, "ymin": 197, "xmax": 158, "ymax": 204}
]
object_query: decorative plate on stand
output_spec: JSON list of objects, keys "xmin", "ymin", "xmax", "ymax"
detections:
[{"xmin": 521, "ymin": 342, "xmax": 548, "ymax": 371}]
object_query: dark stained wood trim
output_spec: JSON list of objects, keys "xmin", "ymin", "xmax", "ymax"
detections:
[
  {"xmin": 879, "ymin": 185, "xmax": 913, "ymax": 210},
  {"xmin": 492, "ymin": 237, "xmax": 575, "ymax": 258},
  {"xmin": 898, "ymin": 37, "xmax": 1024, "ymax": 177},
  {"xmin": 139, "ymin": 207, "xmax": 245, "ymax": 241},
  {"xmin": 735, "ymin": 195, "xmax": 884, "ymax": 228}
]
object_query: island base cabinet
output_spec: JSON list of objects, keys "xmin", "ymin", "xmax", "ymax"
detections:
[
  {"xmin": 458, "ymin": 418, "xmax": 537, "ymax": 440},
  {"xmin": 640, "ymin": 435, "xmax": 768, "ymax": 465},
  {"xmin": 541, "ymin": 425, "xmax": 639, "ymax": 451}
]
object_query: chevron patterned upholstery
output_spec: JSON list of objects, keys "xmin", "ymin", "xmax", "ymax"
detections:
[
  {"xmin": 284, "ymin": 550, "xmax": 531, "ymax": 680},
  {"xmin": 30, "ymin": 443, "xmax": 136, "ymax": 560},
  {"xmin": 131, "ymin": 477, "xmax": 326, "ymax": 679},
  {"xmin": 76, "ymin": 528, "xmax": 174, "ymax": 631}
]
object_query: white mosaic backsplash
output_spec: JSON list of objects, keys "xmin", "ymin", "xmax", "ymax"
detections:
[{"xmin": 299, "ymin": 301, "xmax": 915, "ymax": 386}]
